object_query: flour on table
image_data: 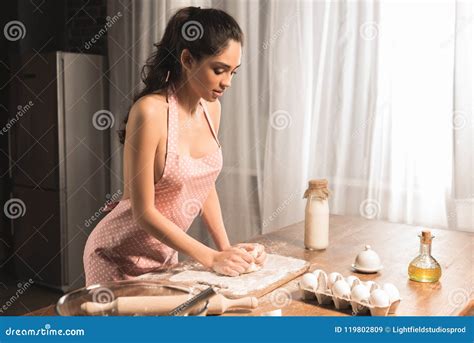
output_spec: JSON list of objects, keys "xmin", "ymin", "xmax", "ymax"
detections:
[{"xmin": 168, "ymin": 254, "xmax": 307, "ymax": 297}]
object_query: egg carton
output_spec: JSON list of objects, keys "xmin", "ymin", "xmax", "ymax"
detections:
[{"xmin": 298, "ymin": 269, "xmax": 401, "ymax": 316}]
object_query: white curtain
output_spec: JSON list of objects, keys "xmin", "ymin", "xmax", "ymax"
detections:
[
  {"xmin": 261, "ymin": 0, "xmax": 473, "ymax": 233},
  {"xmin": 262, "ymin": 0, "xmax": 383, "ymax": 232},
  {"xmin": 107, "ymin": 0, "xmax": 473, "ymax": 251},
  {"xmin": 452, "ymin": 0, "xmax": 473, "ymax": 231}
]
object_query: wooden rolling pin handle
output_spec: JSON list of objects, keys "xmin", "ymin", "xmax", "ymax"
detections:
[
  {"xmin": 209, "ymin": 295, "xmax": 258, "ymax": 314},
  {"xmin": 81, "ymin": 300, "xmax": 116, "ymax": 314}
]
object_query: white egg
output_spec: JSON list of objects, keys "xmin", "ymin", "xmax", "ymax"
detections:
[
  {"xmin": 328, "ymin": 272, "xmax": 343, "ymax": 289},
  {"xmin": 369, "ymin": 289, "xmax": 390, "ymax": 307},
  {"xmin": 312, "ymin": 270, "xmax": 328, "ymax": 291},
  {"xmin": 300, "ymin": 273, "xmax": 318, "ymax": 290},
  {"xmin": 312, "ymin": 269, "xmax": 325, "ymax": 277},
  {"xmin": 364, "ymin": 281, "xmax": 377, "ymax": 292},
  {"xmin": 345, "ymin": 275, "xmax": 360, "ymax": 287},
  {"xmin": 382, "ymin": 283, "xmax": 400, "ymax": 302},
  {"xmin": 332, "ymin": 280, "xmax": 351, "ymax": 298},
  {"xmin": 350, "ymin": 284, "xmax": 370, "ymax": 303}
]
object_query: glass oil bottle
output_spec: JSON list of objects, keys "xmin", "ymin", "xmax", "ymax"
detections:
[{"xmin": 408, "ymin": 230, "xmax": 442, "ymax": 282}]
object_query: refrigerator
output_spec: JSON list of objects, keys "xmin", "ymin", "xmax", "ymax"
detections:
[{"xmin": 8, "ymin": 52, "xmax": 110, "ymax": 292}]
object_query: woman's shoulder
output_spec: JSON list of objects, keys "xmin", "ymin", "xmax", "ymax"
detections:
[
  {"xmin": 132, "ymin": 92, "xmax": 168, "ymax": 114},
  {"xmin": 128, "ymin": 93, "xmax": 169, "ymax": 127},
  {"xmin": 123, "ymin": 94, "xmax": 169, "ymax": 149}
]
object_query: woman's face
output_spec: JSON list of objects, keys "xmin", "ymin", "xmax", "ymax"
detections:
[{"xmin": 183, "ymin": 39, "xmax": 242, "ymax": 102}]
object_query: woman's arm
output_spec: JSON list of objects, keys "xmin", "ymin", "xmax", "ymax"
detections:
[
  {"xmin": 125, "ymin": 97, "xmax": 216, "ymax": 268},
  {"xmin": 201, "ymin": 185, "xmax": 231, "ymax": 251}
]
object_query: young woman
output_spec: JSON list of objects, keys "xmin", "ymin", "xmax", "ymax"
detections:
[{"xmin": 83, "ymin": 7, "xmax": 266, "ymax": 286}]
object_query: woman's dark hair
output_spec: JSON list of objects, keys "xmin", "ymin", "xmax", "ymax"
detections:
[{"xmin": 117, "ymin": 6, "xmax": 244, "ymax": 144}]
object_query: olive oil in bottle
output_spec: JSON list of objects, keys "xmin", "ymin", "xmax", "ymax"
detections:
[{"xmin": 408, "ymin": 230, "xmax": 441, "ymax": 282}]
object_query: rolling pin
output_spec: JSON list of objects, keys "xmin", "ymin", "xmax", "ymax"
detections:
[{"xmin": 81, "ymin": 294, "xmax": 258, "ymax": 315}]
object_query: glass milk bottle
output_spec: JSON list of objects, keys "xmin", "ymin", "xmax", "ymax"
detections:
[{"xmin": 303, "ymin": 179, "xmax": 330, "ymax": 250}]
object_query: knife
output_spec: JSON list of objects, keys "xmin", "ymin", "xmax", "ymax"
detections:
[{"xmin": 167, "ymin": 286, "xmax": 216, "ymax": 316}]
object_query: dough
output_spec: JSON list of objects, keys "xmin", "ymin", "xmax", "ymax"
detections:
[{"xmin": 241, "ymin": 244, "xmax": 264, "ymax": 274}]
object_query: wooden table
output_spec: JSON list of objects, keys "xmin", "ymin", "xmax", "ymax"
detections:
[{"xmin": 26, "ymin": 215, "xmax": 473, "ymax": 316}]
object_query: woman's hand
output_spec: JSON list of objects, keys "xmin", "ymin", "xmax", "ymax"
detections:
[
  {"xmin": 211, "ymin": 247, "xmax": 254, "ymax": 277},
  {"xmin": 234, "ymin": 243, "xmax": 267, "ymax": 267}
]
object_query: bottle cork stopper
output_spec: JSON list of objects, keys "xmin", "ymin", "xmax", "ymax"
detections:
[
  {"xmin": 304, "ymin": 179, "xmax": 330, "ymax": 199},
  {"xmin": 308, "ymin": 179, "xmax": 328, "ymax": 189},
  {"xmin": 421, "ymin": 230, "xmax": 433, "ymax": 244}
]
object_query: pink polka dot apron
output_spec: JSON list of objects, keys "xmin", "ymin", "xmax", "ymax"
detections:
[{"xmin": 83, "ymin": 88, "xmax": 223, "ymax": 286}]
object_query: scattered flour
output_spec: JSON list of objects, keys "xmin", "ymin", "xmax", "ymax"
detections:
[{"xmin": 168, "ymin": 254, "xmax": 308, "ymax": 297}]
